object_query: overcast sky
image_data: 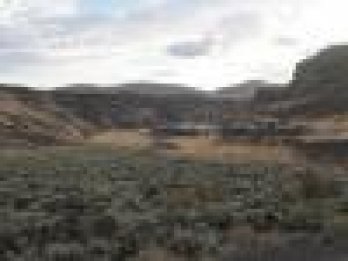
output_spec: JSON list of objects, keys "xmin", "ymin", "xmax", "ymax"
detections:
[{"xmin": 1, "ymin": 0, "xmax": 348, "ymax": 89}]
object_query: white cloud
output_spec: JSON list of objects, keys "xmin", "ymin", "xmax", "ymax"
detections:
[{"xmin": 1, "ymin": 0, "xmax": 348, "ymax": 89}]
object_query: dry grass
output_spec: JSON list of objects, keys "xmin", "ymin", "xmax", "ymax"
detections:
[
  {"xmin": 304, "ymin": 114, "xmax": 348, "ymax": 136},
  {"xmin": 162, "ymin": 136, "xmax": 298, "ymax": 164},
  {"xmin": 88, "ymin": 129, "xmax": 154, "ymax": 149},
  {"xmin": 333, "ymin": 214, "xmax": 348, "ymax": 225},
  {"xmin": 88, "ymin": 130, "xmax": 301, "ymax": 164}
]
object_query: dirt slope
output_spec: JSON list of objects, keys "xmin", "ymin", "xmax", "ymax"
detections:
[{"xmin": 0, "ymin": 88, "xmax": 92, "ymax": 146}]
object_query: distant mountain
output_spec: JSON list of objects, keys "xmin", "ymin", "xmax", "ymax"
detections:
[
  {"xmin": 117, "ymin": 82, "xmax": 205, "ymax": 96},
  {"xmin": 52, "ymin": 85, "xmax": 220, "ymax": 128},
  {"xmin": 59, "ymin": 82, "xmax": 205, "ymax": 96},
  {"xmin": 216, "ymin": 80, "xmax": 285, "ymax": 100},
  {"xmin": 0, "ymin": 80, "xmax": 289, "ymax": 147}
]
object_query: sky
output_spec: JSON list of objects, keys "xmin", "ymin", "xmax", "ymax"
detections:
[{"xmin": 1, "ymin": 0, "xmax": 348, "ymax": 90}]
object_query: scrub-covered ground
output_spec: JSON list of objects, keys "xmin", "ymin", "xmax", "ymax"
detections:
[{"xmin": 0, "ymin": 145, "xmax": 347, "ymax": 260}]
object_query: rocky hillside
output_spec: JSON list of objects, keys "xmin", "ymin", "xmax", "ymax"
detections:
[
  {"xmin": 51, "ymin": 83, "xmax": 220, "ymax": 128},
  {"xmin": 217, "ymin": 80, "xmax": 285, "ymax": 100},
  {"xmin": 289, "ymin": 45, "xmax": 348, "ymax": 114},
  {"xmin": 258, "ymin": 45, "xmax": 348, "ymax": 116},
  {"xmin": 0, "ymin": 85, "xmax": 92, "ymax": 146},
  {"xmin": 0, "ymin": 83, "xmax": 217, "ymax": 146}
]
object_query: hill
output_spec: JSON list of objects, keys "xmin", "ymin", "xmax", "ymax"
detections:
[
  {"xmin": 59, "ymin": 82, "xmax": 204, "ymax": 96},
  {"xmin": 258, "ymin": 45, "xmax": 348, "ymax": 116},
  {"xmin": 289, "ymin": 45, "xmax": 348, "ymax": 114},
  {"xmin": 217, "ymin": 80, "xmax": 285, "ymax": 100},
  {"xmin": 0, "ymin": 85, "xmax": 92, "ymax": 146},
  {"xmin": 0, "ymin": 83, "xmax": 219, "ymax": 146},
  {"xmin": 51, "ymin": 85, "xmax": 214, "ymax": 127}
]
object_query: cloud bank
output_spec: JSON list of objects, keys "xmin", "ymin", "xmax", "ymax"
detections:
[{"xmin": 1, "ymin": 0, "xmax": 348, "ymax": 89}]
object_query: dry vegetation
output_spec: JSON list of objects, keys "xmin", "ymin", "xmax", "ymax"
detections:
[
  {"xmin": 88, "ymin": 129, "xmax": 154, "ymax": 149},
  {"xmin": 159, "ymin": 136, "xmax": 299, "ymax": 164},
  {"xmin": 303, "ymin": 114, "xmax": 348, "ymax": 136},
  {"xmin": 87, "ymin": 129, "xmax": 304, "ymax": 164},
  {"xmin": 0, "ymin": 139, "xmax": 346, "ymax": 260}
]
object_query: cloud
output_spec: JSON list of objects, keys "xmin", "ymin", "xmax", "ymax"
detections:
[
  {"xmin": 0, "ymin": 0, "xmax": 80, "ymax": 51},
  {"xmin": 1, "ymin": 0, "xmax": 348, "ymax": 89},
  {"xmin": 0, "ymin": 50, "xmax": 43, "ymax": 68},
  {"xmin": 166, "ymin": 36, "xmax": 215, "ymax": 58},
  {"xmin": 275, "ymin": 37, "xmax": 299, "ymax": 47},
  {"xmin": 166, "ymin": 9, "xmax": 262, "ymax": 58},
  {"xmin": 217, "ymin": 11, "xmax": 262, "ymax": 48}
]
